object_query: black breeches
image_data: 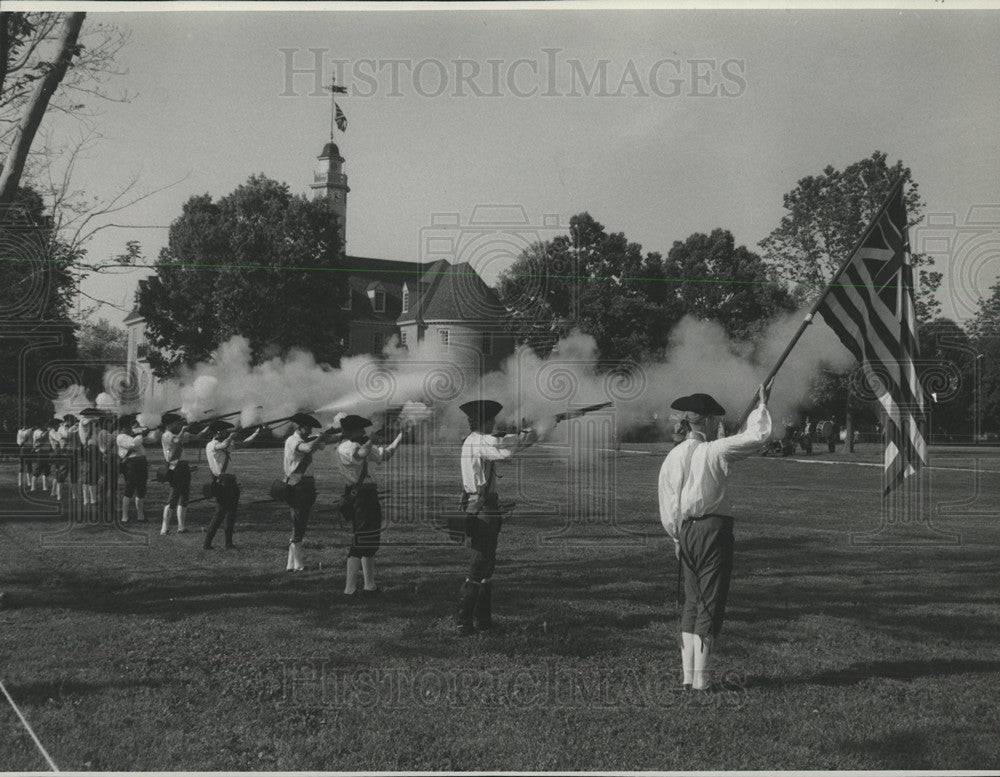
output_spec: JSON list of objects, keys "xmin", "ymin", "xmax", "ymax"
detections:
[
  {"xmin": 122, "ymin": 458, "xmax": 148, "ymax": 499},
  {"xmin": 166, "ymin": 462, "xmax": 191, "ymax": 508},
  {"xmin": 288, "ymin": 479, "xmax": 316, "ymax": 543},
  {"xmin": 679, "ymin": 514, "xmax": 734, "ymax": 640},
  {"xmin": 348, "ymin": 485, "xmax": 383, "ymax": 558},
  {"xmin": 466, "ymin": 507, "xmax": 501, "ymax": 582},
  {"xmin": 206, "ymin": 478, "xmax": 240, "ymax": 545}
]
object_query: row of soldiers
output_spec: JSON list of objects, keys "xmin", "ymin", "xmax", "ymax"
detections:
[
  {"xmin": 14, "ymin": 387, "xmax": 771, "ymax": 685},
  {"xmin": 13, "ymin": 401, "xmax": 537, "ymax": 634},
  {"xmin": 268, "ymin": 401, "xmax": 536, "ymax": 632}
]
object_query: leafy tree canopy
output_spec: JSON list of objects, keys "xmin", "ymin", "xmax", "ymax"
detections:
[{"xmin": 136, "ymin": 174, "xmax": 349, "ymax": 376}]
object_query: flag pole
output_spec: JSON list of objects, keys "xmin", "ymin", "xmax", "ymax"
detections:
[{"xmin": 735, "ymin": 177, "xmax": 907, "ymax": 428}]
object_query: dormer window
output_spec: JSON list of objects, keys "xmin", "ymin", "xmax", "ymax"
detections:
[
  {"xmin": 402, "ymin": 285, "xmax": 409, "ymax": 313},
  {"xmin": 367, "ymin": 283, "xmax": 386, "ymax": 313}
]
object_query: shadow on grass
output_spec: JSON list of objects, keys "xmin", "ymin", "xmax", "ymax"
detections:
[
  {"xmin": 7, "ymin": 675, "xmax": 175, "ymax": 704},
  {"xmin": 748, "ymin": 657, "xmax": 1000, "ymax": 688}
]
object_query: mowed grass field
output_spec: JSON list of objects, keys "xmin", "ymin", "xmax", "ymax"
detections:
[{"xmin": 0, "ymin": 440, "xmax": 998, "ymax": 771}]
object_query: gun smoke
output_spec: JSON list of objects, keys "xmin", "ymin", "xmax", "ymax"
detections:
[{"xmin": 52, "ymin": 309, "xmax": 853, "ymax": 451}]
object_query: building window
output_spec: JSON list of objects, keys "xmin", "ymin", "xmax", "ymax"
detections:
[
  {"xmin": 402, "ymin": 288, "xmax": 409, "ymax": 312},
  {"xmin": 373, "ymin": 291, "xmax": 385, "ymax": 313},
  {"xmin": 341, "ymin": 293, "xmax": 352, "ymax": 311},
  {"xmin": 481, "ymin": 332, "xmax": 492, "ymax": 356},
  {"xmin": 400, "ymin": 331, "xmax": 408, "ymax": 349},
  {"xmin": 439, "ymin": 329, "xmax": 450, "ymax": 348},
  {"xmin": 374, "ymin": 331, "xmax": 385, "ymax": 352}
]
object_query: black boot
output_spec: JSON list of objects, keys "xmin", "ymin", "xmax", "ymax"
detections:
[
  {"xmin": 204, "ymin": 517, "xmax": 221, "ymax": 549},
  {"xmin": 473, "ymin": 580, "xmax": 493, "ymax": 631},
  {"xmin": 455, "ymin": 580, "xmax": 479, "ymax": 636},
  {"xmin": 224, "ymin": 514, "xmax": 236, "ymax": 549}
]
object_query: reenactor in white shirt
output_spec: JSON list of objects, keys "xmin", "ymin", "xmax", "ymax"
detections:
[
  {"xmin": 30, "ymin": 421, "xmax": 54, "ymax": 493},
  {"xmin": 16, "ymin": 423, "xmax": 33, "ymax": 488},
  {"xmin": 117, "ymin": 414, "xmax": 155, "ymax": 524},
  {"xmin": 454, "ymin": 400, "xmax": 537, "ymax": 636},
  {"xmin": 48, "ymin": 418, "xmax": 65, "ymax": 499},
  {"xmin": 77, "ymin": 409, "xmax": 104, "ymax": 511},
  {"xmin": 336, "ymin": 415, "xmax": 403, "ymax": 596},
  {"xmin": 280, "ymin": 413, "xmax": 341, "ymax": 572},
  {"xmin": 658, "ymin": 385, "xmax": 772, "ymax": 691},
  {"xmin": 159, "ymin": 412, "xmax": 207, "ymax": 535},
  {"xmin": 203, "ymin": 420, "xmax": 261, "ymax": 550}
]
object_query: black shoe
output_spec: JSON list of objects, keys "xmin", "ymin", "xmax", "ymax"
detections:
[
  {"xmin": 474, "ymin": 619, "xmax": 492, "ymax": 631},
  {"xmin": 203, "ymin": 543, "xmax": 213, "ymax": 550},
  {"xmin": 682, "ymin": 683, "xmax": 692, "ymax": 691},
  {"xmin": 361, "ymin": 587, "xmax": 381, "ymax": 597},
  {"xmin": 224, "ymin": 544, "xmax": 236, "ymax": 550}
]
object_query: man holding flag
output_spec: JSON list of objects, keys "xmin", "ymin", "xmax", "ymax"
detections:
[{"xmin": 659, "ymin": 385, "xmax": 772, "ymax": 692}]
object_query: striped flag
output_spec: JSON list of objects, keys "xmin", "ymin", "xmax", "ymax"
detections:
[
  {"xmin": 815, "ymin": 180, "xmax": 927, "ymax": 494},
  {"xmin": 335, "ymin": 102, "xmax": 347, "ymax": 132}
]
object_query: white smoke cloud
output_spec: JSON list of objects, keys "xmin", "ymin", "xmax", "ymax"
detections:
[{"xmin": 55, "ymin": 309, "xmax": 853, "ymax": 443}]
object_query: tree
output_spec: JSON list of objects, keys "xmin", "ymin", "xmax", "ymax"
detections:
[
  {"xmin": 498, "ymin": 215, "xmax": 796, "ymax": 364},
  {"xmin": 917, "ymin": 318, "xmax": 976, "ymax": 441},
  {"xmin": 77, "ymin": 316, "xmax": 125, "ymax": 361},
  {"xmin": 498, "ymin": 212, "xmax": 679, "ymax": 363},
  {"xmin": 662, "ymin": 229, "xmax": 796, "ymax": 341},
  {"xmin": 0, "ymin": 12, "xmax": 86, "ymax": 203},
  {"xmin": 967, "ymin": 283, "xmax": 1000, "ymax": 435},
  {"xmin": 759, "ymin": 151, "xmax": 942, "ymax": 324},
  {"xmin": 0, "ymin": 185, "xmax": 78, "ymax": 425},
  {"xmin": 135, "ymin": 175, "xmax": 350, "ymax": 376}
]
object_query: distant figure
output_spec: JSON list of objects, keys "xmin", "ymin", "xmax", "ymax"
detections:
[
  {"xmin": 825, "ymin": 416, "xmax": 838, "ymax": 453},
  {"xmin": 16, "ymin": 423, "xmax": 33, "ymax": 488},
  {"xmin": 799, "ymin": 417, "xmax": 813, "ymax": 455}
]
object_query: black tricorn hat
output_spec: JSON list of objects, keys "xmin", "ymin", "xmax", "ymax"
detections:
[
  {"xmin": 79, "ymin": 407, "xmax": 103, "ymax": 418},
  {"xmin": 207, "ymin": 420, "xmax": 235, "ymax": 435},
  {"xmin": 62, "ymin": 413, "xmax": 78, "ymax": 424},
  {"xmin": 670, "ymin": 393, "xmax": 726, "ymax": 416},
  {"xmin": 48, "ymin": 417, "xmax": 62, "ymax": 428},
  {"xmin": 340, "ymin": 414, "xmax": 372, "ymax": 434},
  {"xmin": 161, "ymin": 412, "xmax": 184, "ymax": 426},
  {"xmin": 459, "ymin": 400, "xmax": 503, "ymax": 422},
  {"xmin": 290, "ymin": 412, "xmax": 321, "ymax": 429}
]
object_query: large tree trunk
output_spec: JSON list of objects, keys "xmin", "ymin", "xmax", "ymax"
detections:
[{"xmin": 0, "ymin": 12, "xmax": 85, "ymax": 204}]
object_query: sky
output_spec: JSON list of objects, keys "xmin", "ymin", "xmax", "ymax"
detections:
[{"xmin": 33, "ymin": 6, "xmax": 1000, "ymax": 329}]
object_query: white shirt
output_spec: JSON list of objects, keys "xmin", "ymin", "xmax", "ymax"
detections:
[
  {"xmin": 658, "ymin": 403, "xmax": 771, "ymax": 540},
  {"xmin": 161, "ymin": 430, "xmax": 189, "ymax": 467},
  {"xmin": 33, "ymin": 429, "xmax": 48, "ymax": 448},
  {"xmin": 117, "ymin": 432, "xmax": 147, "ymax": 460},
  {"xmin": 17, "ymin": 428, "xmax": 31, "ymax": 446},
  {"xmin": 283, "ymin": 431, "xmax": 314, "ymax": 483},
  {"xmin": 205, "ymin": 437, "xmax": 234, "ymax": 477},
  {"xmin": 336, "ymin": 439, "xmax": 388, "ymax": 487},
  {"xmin": 460, "ymin": 431, "xmax": 521, "ymax": 494}
]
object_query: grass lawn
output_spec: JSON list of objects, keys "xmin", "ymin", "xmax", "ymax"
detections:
[{"xmin": 0, "ymin": 441, "xmax": 998, "ymax": 771}]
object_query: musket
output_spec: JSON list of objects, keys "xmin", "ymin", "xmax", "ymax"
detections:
[
  {"xmin": 256, "ymin": 413, "xmax": 303, "ymax": 429},
  {"xmin": 185, "ymin": 407, "xmax": 263, "ymax": 432},
  {"xmin": 554, "ymin": 401, "xmax": 613, "ymax": 423}
]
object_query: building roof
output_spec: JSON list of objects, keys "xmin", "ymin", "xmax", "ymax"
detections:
[
  {"xmin": 398, "ymin": 261, "xmax": 505, "ymax": 325},
  {"xmin": 320, "ymin": 141, "xmax": 343, "ymax": 159},
  {"xmin": 123, "ymin": 308, "xmax": 144, "ymax": 326}
]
